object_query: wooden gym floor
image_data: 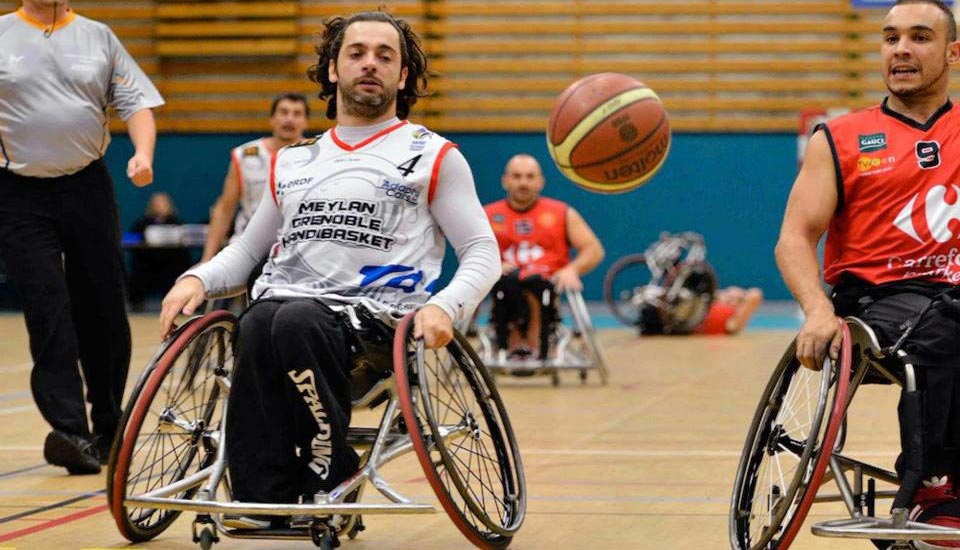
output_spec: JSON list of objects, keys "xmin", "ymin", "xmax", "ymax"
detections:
[{"xmin": 0, "ymin": 313, "xmax": 900, "ymax": 549}]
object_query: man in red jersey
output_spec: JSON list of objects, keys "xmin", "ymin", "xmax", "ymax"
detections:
[
  {"xmin": 777, "ymin": 0, "xmax": 960, "ymax": 543},
  {"xmin": 484, "ymin": 154, "xmax": 604, "ymax": 359}
]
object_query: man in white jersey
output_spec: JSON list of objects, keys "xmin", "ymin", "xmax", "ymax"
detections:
[
  {"xmin": 0, "ymin": 0, "xmax": 163, "ymax": 475},
  {"xmin": 160, "ymin": 10, "xmax": 499, "ymax": 525},
  {"xmin": 201, "ymin": 93, "xmax": 310, "ymax": 262}
]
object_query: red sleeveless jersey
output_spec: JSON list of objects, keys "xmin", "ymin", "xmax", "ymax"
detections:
[
  {"xmin": 823, "ymin": 100, "xmax": 960, "ymax": 285},
  {"xmin": 484, "ymin": 197, "xmax": 570, "ymax": 279}
]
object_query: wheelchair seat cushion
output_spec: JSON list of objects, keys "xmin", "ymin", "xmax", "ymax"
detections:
[{"xmin": 845, "ymin": 291, "xmax": 960, "ymax": 369}]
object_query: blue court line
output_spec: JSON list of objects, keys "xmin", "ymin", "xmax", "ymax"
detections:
[
  {"xmin": 0, "ymin": 391, "xmax": 29, "ymax": 403},
  {"xmin": 0, "ymin": 464, "xmax": 45, "ymax": 481}
]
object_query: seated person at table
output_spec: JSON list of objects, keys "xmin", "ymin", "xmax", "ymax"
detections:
[{"xmin": 128, "ymin": 192, "xmax": 191, "ymax": 311}]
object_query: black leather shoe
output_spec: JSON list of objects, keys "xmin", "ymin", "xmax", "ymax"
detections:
[
  {"xmin": 43, "ymin": 431, "xmax": 101, "ymax": 475},
  {"xmin": 91, "ymin": 434, "xmax": 113, "ymax": 465}
]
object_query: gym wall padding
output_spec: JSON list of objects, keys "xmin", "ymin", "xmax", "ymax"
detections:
[{"xmin": 105, "ymin": 131, "xmax": 797, "ymax": 300}]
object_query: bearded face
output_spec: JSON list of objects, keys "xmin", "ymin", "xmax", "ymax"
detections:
[
  {"xmin": 338, "ymin": 73, "xmax": 399, "ymax": 120},
  {"xmin": 329, "ymin": 21, "xmax": 408, "ymax": 122}
]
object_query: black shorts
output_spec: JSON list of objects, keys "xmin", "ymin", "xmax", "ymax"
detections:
[{"xmin": 832, "ymin": 277, "xmax": 960, "ymax": 368}]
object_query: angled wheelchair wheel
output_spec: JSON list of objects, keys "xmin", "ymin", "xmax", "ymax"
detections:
[
  {"xmin": 603, "ymin": 253, "xmax": 652, "ymax": 327},
  {"xmin": 729, "ymin": 322, "xmax": 852, "ymax": 550},
  {"xmin": 393, "ymin": 312, "xmax": 526, "ymax": 550},
  {"xmin": 108, "ymin": 310, "xmax": 236, "ymax": 542}
]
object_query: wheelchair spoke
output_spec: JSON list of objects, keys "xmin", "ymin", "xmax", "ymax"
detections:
[
  {"xmin": 449, "ymin": 433, "xmax": 501, "ymax": 497},
  {"xmin": 398, "ymin": 314, "xmax": 525, "ymax": 546},
  {"xmin": 113, "ymin": 315, "xmax": 235, "ymax": 541},
  {"xmin": 732, "ymin": 344, "xmax": 844, "ymax": 550},
  {"xmin": 425, "ymin": 351, "xmax": 471, "ymax": 421}
]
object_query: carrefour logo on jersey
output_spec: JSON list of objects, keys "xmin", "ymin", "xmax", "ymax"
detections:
[
  {"xmin": 894, "ymin": 183, "xmax": 960, "ymax": 244},
  {"xmin": 858, "ymin": 133, "xmax": 887, "ymax": 153},
  {"xmin": 889, "ymin": 183, "xmax": 960, "ymax": 282}
]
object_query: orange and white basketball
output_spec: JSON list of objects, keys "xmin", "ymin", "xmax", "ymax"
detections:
[{"xmin": 546, "ymin": 73, "xmax": 671, "ymax": 194}]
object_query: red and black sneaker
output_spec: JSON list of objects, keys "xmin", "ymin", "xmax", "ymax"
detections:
[{"xmin": 910, "ymin": 477, "xmax": 960, "ymax": 549}]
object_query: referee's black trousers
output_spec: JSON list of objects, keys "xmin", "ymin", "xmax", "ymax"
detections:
[{"xmin": 0, "ymin": 160, "xmax": 131, "ymax": 441}]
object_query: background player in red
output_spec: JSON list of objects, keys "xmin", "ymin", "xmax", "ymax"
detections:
[
  {"xmin": 484, "ymin": 153, "xmax": 604, "ymax": 358},
  {"xmin": 695, "ymin": 286, "xmax": 764, "ymax": 335},
  {"xmin": 777, "ymin": 1, "xmax": 960, "ymax": 544}
]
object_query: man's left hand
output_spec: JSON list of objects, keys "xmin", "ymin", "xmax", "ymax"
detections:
[
  {"xmin": 414, "ymin": 304, "xmax": 453, "ymax": 349},
  {"xmin": 552, "ymin": 266, "xmax": 582, "ymax": 292},
  {"xmin": 127, "ymin": 153, "xmax": 154, "ymax": 186}
]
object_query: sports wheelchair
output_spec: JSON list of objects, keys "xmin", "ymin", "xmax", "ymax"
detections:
[
  {"xmin": 106, "ymin": 307, "xmax": 526, "ymax": 550},
  {"xmin": 475, "ymin": 286, "xmax": 608, "ymax": 386},
  {"xmin": 603, "ymin": 232, "xmax": 717, "ymax": 334},
  {"xmin": 729, "ymin": 316, "xmax": 960, "ymax": 549}
]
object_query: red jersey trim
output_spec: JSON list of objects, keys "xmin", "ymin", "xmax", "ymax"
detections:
[
  {"xmin": 429, "ymin": 142, "xmax": 457, "ymax": 205},
  {"xmin": 268, "ymin": 150, "xmax": 279, "ymax": 207},
  {"xmin": 329, "ymin": 120, "xmax": 409, "ymax": 152},
  {"xmin": 231, "ymin": 149, "xmax": 244, "ymax": 197}
]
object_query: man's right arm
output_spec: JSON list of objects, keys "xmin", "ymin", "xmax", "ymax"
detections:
[
  {"xmin": 775, "ymin": 129, "xmax": 842, "ymax": 370},
  {"xmin": 201, "ymin": 160, "xmax": 241, "ymax": 261}
]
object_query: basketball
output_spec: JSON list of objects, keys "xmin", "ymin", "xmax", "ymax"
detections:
[{"xmin": 546, "ymin": 73, "xmax": 671, "ymax": 194}]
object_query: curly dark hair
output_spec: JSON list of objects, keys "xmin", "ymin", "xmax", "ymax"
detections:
[{"xmin": 307, "ymin": 10, "xmax": 430, "ymax": 120}]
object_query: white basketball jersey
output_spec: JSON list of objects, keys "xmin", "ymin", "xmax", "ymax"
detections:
[
  {"xmin": 254, "ymin": 121, "xmax": 456, "ymax": 316},
  {"xmin": 230, "ymin": 137, "xmax": 272, "ymax": 238}
]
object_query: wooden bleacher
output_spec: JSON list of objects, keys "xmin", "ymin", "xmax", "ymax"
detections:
[{"xmin": 0, "ymin": 0, "xmax": 942, "ymax": 132}]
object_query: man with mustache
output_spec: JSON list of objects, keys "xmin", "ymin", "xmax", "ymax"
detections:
[
  {"xmin": 777, "ymin": 1, "xmax": 960, "ymax": 544},
  {"xmin": 201, "ymin": 93, "xmax": 310, "ymax": 262},
  {"xmin": 160, "ymin": 10, "xmax": 499, "ymax": 528}
]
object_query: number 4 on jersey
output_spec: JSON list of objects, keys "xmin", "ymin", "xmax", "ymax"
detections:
[{"xmin": 397, "ymin": 155, "xmax": 422, "ymax": 177}]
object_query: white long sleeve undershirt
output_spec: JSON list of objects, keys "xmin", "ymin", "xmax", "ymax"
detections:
[{"xmin": 184, "ymin": 119, "xmax": 500, "ymax": 323}]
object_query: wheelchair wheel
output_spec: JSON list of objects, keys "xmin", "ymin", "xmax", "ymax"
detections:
[
  {"xmin": 108, "ymin": 310, "xmax": 236, "ymax": 542},
  {"xmin": 729, "ymin": 322, "xmax": 852, "ymax": 550},
  {"xmin": 393, "ymin": 312, "xmax": 526, "ymax": 550},
  {"xmin": 602, "ymin": 253, "xmax": 650, "ymax": 327}
]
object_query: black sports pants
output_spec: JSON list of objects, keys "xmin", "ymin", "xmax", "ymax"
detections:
[
  {"xmin": 490, "ymin": 272, "xmax": 557, "ymax": 358},
  {"xmin": 226, "ymin": 298, "xmax": 359, "ymax": 503},
  {"xmin": 833, "ymin": 280, "xmax": 960, "ymax": 480},
  {"xmin": 0, "ymin": 160, "xmax": 131, "ymax": 441}
]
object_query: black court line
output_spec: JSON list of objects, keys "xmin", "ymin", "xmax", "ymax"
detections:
[
  {"xmin": 0, "ymin": 490, "xmax": 103, "ymax": 525},
  {"xmin": 0, "ymin": 463, "xmax": 46, "ymax": 480}
]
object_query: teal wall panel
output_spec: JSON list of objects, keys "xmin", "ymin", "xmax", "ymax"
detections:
[{"xmin": 104, "ymin": 131, "xmax": 797, "ymax": 300}]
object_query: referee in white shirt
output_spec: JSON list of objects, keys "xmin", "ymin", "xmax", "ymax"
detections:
[{"xmin": 0, "ymin": 0, "xmax": 164, "ymax": 474}]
